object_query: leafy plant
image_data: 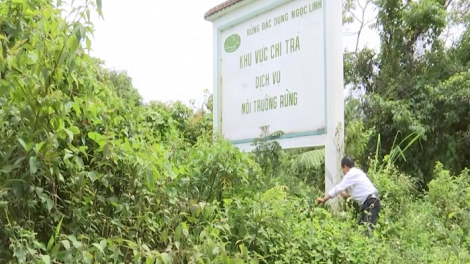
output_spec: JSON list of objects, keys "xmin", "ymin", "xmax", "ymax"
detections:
[{"xmin": 1, "ymin": 0, "xmax": 470, "ymax": 263}]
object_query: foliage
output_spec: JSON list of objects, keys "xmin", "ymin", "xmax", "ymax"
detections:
[
  {"xmin": 108, "ymin": 68, "xmax": 143, "ymax": 105},
  {"xmin": 251, "ymin": 129, "xmax": 284, "ymax": 178},
  {"xmin": 344, "ymin": 0, "xmax": 470, "ymax": 184},
  {"xmin": 148, "ymin": 89, "xmax": 213, "ymax": 146},
  {"xmin": 1, "ymin": 0, "xmax": 470, "ymax": 263}
]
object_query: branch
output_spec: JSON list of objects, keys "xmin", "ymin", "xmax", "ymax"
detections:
[
  {"xmin": 347, "ymin": 9, "xmax": 362, "ymax": 22},
  {"xmin": 444, "ymin": 0, "xmax": 454, "ymax": 9}
]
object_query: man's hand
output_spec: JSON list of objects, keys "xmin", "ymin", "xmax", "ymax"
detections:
[{"xmin": 316, "ymin": 194, "xmax": 331, "ymax": 204}]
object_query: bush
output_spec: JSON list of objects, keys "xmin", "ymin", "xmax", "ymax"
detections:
[{"xmin": 1, "ymin": 1, "xmax": 470, "ymax": 263}]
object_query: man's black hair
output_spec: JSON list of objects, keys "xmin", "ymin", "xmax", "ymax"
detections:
[{"xmin": 341, "ymin": 155, "xmax": 355, "ymax": 168}]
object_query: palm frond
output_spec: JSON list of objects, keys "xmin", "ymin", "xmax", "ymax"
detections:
[{"xmin": 292, "ymin": 148, "xmax": 325, "ymax": 171}]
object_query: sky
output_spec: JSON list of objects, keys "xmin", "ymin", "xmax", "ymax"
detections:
[{"xmin": 72, "ymin": 0, "xmax": 380, "ymax": 105}]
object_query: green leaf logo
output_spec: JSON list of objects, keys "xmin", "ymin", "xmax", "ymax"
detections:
[{"xmin": 224, "ymin": 34, "xmax": 241, "ymax": 53}]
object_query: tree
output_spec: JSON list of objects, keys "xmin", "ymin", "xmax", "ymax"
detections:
[{"xmin": 343, "ymin": 0, "xmax": 470, "ymax": 184}]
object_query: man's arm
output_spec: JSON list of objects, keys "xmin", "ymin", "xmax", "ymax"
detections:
[
  {"xmin": 316, "ymin": 175, "xmax": 355, "ymax": 204},
  {"xmin": 316, "ymin": 191, "xmax": 349, "ymax": 204}
]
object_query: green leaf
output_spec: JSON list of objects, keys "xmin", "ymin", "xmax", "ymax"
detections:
[
  {"xmin": 64, "ymin": 152, "xmax": 74, "ymax": 160},
  {"xmin": 1, "ymin": 165, "xmax": 14, "ymax": 174},
  {"xmin": 33, "ymin": 241, "xmax": 46, "ymax": 251},
  {"xmin": 69, "ymin": 125, "xmax": 80, "ymax": 134},
  {"xmin": 96, "ymin": 0, "xmax": 103, "ymax": 17},
  {"xmin": 42, "ymin": 68, "xmax": 49, "ymax": 87},
  {"xmin": 35, "ymin": 141, "xmax": 46, "ymax": 154},
  {"xmin": 160, "ymin": 253, "xmax": 171, "ymax": 264},
  {"xmin": 72, "ymin": 101, "xmax": 81, "ymax": 115},
  {"xmin": 67, "ymin": 235, "xmax": 82, "ymax": 248},
  {"xmin": 40, "ymin": 255, "xmax": 51, "ymax": 264},
  {"xmin": 0, "ymin": 56, "xmax": 4, "ymax": 73},
  {"xmin": 68, "ymin": 35, "xmax": 79, "ymax": 53},
  {"xmin": 14, "ymin": 157, "xmax": 25, "ymax": 166},
  {"xmin": 29, "ymin": 156, "xmax": 38, "ymax": 174},
  {"xmin": 58, "ymin": 52, "xmax": 67, "ymax": 67},
  {"xmin": 174, "ymin": 224, "xmax": 182, "ymax": 241},
  {"xmin": 18, "ymin": 138, "xmax": 33, "ymax": 152},
  {"xmin": 47, "ymin": 216, "xmax": 64, "ymax": 251},
  {"xmin": 88, "ymin": 131, "xmax": 106, "ymax": 147},
  {"xmin": 146, "ymin": 257, "xmax": 156, "ymax": 264},
  {"xmin": 87, "ymin": 171, "xmax": 98, "ymax": 182},
  {"xmin": 103, "ymin": 142, "xmax": 110, "ymax": 156},
  {"xmin": 61, "ymin": 240, "xmax": 71, "ymax": 250},
  {"xmin": 146, "ymin": 168, "xmax": 155, "ymax": 189},
  {"xmin": 45, "ymin": 197, "xmax": 54, "ymax": 212},
  {"xmin": 86, "ymin": 37, "xmax": 91, "ymax": 51},
  {"xmin": 93, "ymin": 239, "xmax": 107, "ymax": 253},
  {"xmin": 64, "ymin": 129, "xmax": 74, "ymax": 142}
]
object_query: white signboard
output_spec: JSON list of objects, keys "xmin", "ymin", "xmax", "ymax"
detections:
[
  {"xmin": 220, "ymin": 0, "xmax": 326, "ymax": 147},
  {"xmin": 206, "ymin": 0, "xmax": 345, "ymax": 205},
  {"xmin": 206, "ymin": 0, "xmax": 343, "ymax": 152}
]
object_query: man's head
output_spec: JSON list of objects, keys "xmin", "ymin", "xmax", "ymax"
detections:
[{"xmin": 341, "ymin": 155, "xmax": 355, "ymax": 174}]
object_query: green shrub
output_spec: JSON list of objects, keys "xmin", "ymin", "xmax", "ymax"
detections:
[{"xmin": 1, "ymin": 0, "xmax": 470, "ymax": 263}]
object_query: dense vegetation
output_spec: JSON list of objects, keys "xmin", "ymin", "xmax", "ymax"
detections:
[{"xmin": 0, "ymin": 0, "xmax": 469, "ymax": 263}]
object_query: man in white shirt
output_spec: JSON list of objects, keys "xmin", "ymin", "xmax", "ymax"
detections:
[{"xmin": 316, "ymin": 156, "xmax": 381, "ymax": 229}]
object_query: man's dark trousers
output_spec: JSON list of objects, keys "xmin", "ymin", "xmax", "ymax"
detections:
[{"xmin": 358, "ymin": 193, "xmax": 381, "ymax": 230}]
